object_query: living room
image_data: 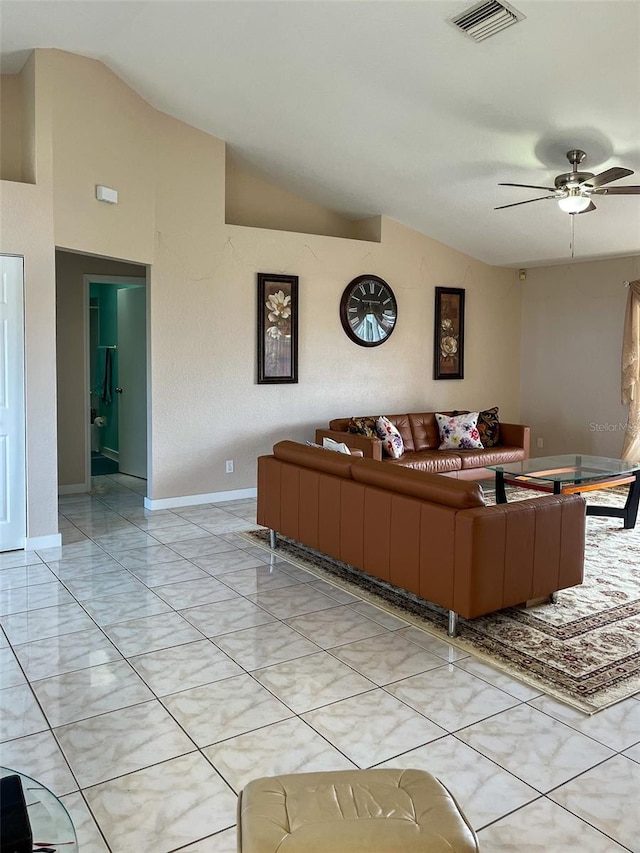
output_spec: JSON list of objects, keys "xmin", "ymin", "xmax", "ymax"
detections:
[{"xmin": 1, "ymin": 1, "xmax": 639, "ymax": 851}]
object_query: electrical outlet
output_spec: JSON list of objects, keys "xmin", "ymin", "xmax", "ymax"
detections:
[
  {"xmin": 225, "ymin": 460, "xmax": 234, "ymax": 474},
  {"xmin": 536, "ymin": 437, "xmax": 544, "ymax": 449}
]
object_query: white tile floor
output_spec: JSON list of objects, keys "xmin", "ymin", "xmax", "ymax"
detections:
[{"xmin": 1, "ymin": 472, "xmax": 639, "ymax": 852}]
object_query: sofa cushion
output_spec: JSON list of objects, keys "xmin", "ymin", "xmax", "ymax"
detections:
[
  {"xmin": 273, "ymin": 441, "xmax": 355, "ymax": 477},
  {"xmin": 352, "ymin": 458, "xmax": 484, "ymax": 508},
  {"xmin": 436, "ymin": 413, "xmax": 484, "ymax": 450},
  {"xmin": 458, "ymin": 447, "xmax": 527, "ymax": 469},
  {"xmin": 376, "ymin": 416, "xmax": 404, "ymax": 458},
  {"xmin": 408, "ymin": 413, "xmax": 440, "ymax": 450},
  {"xmin": 384, "ymin": 450, "xmax": 462, "ymax": 474}
]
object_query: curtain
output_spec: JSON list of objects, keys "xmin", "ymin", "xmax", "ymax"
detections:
[{"xmin": 621, "ymin": 279, "xmax": 640, "ymax": 460}]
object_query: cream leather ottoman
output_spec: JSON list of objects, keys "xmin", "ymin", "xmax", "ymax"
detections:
[{"xmin": 237, "ymin": 768, "xmax": 479, "ymax": 852}]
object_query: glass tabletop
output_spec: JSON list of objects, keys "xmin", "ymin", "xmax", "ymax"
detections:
[
  {"xmin": 487, "ymin": 454, "xmax": 640, "ymax": 484},
  {"xmin": 0, "ymin": 766, "xmax": 78, "ymax": 852}
]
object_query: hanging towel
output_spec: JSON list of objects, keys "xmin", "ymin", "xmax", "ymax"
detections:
[
  {"xmin": 101, "ymin": 347, "xmax": 113, "ymax": 404},
  {"xmin": 94, "ymin": 348, "xmax": 106, "ymax": 398}
]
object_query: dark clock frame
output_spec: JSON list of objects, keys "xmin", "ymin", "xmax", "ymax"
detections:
[{"xmin": 340, "ymin": 274, "xmax": 398, "ymax": 347}]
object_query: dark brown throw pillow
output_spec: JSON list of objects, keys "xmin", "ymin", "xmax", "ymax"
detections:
[
  {"xmin": 347, "ymin": 416, "xmax": 379, "ymax": 438},
  {"xmin": 477, "ymin": 406, "xmax": 500, "ymax": 447}
]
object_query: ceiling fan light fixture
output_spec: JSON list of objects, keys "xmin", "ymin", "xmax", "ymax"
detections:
[{"xmin": 558, "ymin": 194, "xmax": 591, "ymax": 214}]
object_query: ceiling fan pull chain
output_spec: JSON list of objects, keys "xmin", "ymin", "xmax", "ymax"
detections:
[{"xmin": 570, "ymin": 212, "xmax": 575, "ymax": 259}]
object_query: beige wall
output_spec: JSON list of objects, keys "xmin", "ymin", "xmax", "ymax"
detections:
[
  {"xmin": 0, "ymin": 74, "xmax": 23, "ymax": 182},
  {"xmin": 56, "ymin": 251, "xmax": 145, "ymax": 486},
  {"xmin": 0, "ymin": 65, "xmax": 36, "ymax": 184},
  {"xmin": 39, "ymin": 49, "xmax": 523, "ymax": 501},
  {"xmin": 148, "ymin": 216, "xmax": 521, "ymax": 499},
  {"xmin": 6, "ymin": 48, "xmax": 524, "ymax": 518},
  {"xmin": 520, "ymin": 255, "xmax": 640, "ymax": 457},
  {"xmin": 50, "ymin": 51, "xmax": 157, "ymax": 263},
  {"xmin": 0, "ymin": 53, "xmax": 58, "ymax": 539},
  {"xmin": 225, "ymin": 155, "xmax": 367, "ymax": 240}
]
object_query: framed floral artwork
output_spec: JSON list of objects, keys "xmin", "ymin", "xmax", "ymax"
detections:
[
  {"xmin": 433, "ymin": 287, "xmax": 465, "ymax": 380},
  {"xmin": 257, "ymin": 273, "xmax": 299, "ymax": 384}
]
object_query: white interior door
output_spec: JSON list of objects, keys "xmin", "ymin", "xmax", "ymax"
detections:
[
  {"xmin": 117, "ymin": 287, "xmax": 147, "ymax": 478},
  {"xmin": 0, "ymin": 256, "xmax": 26, "ymax": 551}
]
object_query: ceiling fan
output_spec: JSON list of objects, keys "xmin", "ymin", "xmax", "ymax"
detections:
[{"xmin": 496, "ymin": 149, "xmax": 640, "ymax": 214}]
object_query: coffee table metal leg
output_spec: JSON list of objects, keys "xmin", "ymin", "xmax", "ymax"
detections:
[
  {"xmin": 447, "ymin": 610, "xmax": 459, "ymax": 637},
  {"xmin": 495, "ymin": 470, "xmax": 507, "ymax": 504},
  {"xmin": 623, "ymin": 472, "xmax": 640, "ymax": 529},
  {"xmin": 585, "ymin": 472, "xmax": 640, "ymax": 529}
]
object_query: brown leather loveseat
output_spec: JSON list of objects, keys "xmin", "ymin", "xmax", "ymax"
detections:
[
  {"xmin": 257, "ymin": 441, "xmax": 585, "ymax": 635},
  {"xmin": 316, "ymin": 411, "xmax": 529, "ymax": 479}
]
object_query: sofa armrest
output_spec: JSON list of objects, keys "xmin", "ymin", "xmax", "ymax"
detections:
[
  {"xmin": 499, "ymin": 423, "xmax": 530, "ymax": 456},
  {"xmin": 315, "ymin": 429, "xmax": 383, "ymax": 461},
  {"xmin": 453, "ymin": 493, "xmax": 585, "ymax": 619}
]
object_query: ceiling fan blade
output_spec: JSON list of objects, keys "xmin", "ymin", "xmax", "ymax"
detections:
[
  {"xmin": 498, "ymin": 183, "xmax": 556, "ymax": 192},
  {"xmin": 494, "ymin": 196, "xmax": 557, "ymax": 210},
  {"xmin": 580, "ymin": 167, "xmax": 633, "ymax": 188},
  {"xmin": 592, "ymin": 185, "xmax": 640, "ymax": 195},
  {"xmin": 575, "ymin": 201, "xmax": 596, "ymax": 214}
]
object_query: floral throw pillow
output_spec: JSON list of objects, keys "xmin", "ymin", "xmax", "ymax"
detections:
[
  {"xmin": 453, "ymin": 406, "xmax": 501, "ymax": 448},
  {"xmin": 348, "ymin": 416, "xmax": 379, "ymax": 438},
  {"xmin": 375, "ymin": 416, "xmax": 404, "ymax": 459},
  {"xmin": 436, "ymin": 412, "xmax": 484, "ymax": 450}
]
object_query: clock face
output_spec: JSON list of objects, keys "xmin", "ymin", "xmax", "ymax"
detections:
[{"xmin": 340, "ymin": 275, "xmax": 398, "ymax": 347}]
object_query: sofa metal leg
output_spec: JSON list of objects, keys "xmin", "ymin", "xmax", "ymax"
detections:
[
  {"xmin": 447, "ymin": 610, "xmax": 459, "ymax": 638},
  {"xmin": 269, "ymin": 529, "xmax": 277, "ymax": 550}
]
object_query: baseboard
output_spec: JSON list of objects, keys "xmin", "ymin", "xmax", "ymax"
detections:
[
  {"xmin": 144, "ymin": 487, "xmax": 257, "ymax": 511},
  {"xmin": 58, "ymin": 483, "xmax": 88, "ymax": 495},
  {"xmin": 25, "ymin": 533, "xmax": 63, "ymax": 551}
]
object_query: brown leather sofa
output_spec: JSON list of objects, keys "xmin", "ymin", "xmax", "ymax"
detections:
[
  {"xmin": 316, "ymin": 411, "xmax": 530, "ymax": 480},
  {"xmin": 257, "ymin": 441, "xmax": 585, "ymax": 635}
]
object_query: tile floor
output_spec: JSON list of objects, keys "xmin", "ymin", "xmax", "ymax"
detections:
[{"xmin": 1, "ymin": 473, "xmax": 639, "ymax": 852}]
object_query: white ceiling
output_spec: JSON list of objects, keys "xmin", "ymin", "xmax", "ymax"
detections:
[{"xmin": 2, "ymin": 0, "xmax": 639, "ymax": 267}]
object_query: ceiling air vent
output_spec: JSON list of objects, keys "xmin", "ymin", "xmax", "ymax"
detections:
[{"xmin": 449, "ymin": 0, "xmax": 524, "ymax": 42}]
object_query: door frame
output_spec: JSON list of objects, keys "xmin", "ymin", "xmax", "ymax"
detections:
[
  {"xmin": 0, "ymin": 254, "xmax": 27, "ymax": 551},
  {"xmin": 83, "ymin": 275, "xmax": 149, "ymax": 492}
]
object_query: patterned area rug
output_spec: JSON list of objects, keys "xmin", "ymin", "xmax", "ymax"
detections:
[{"xmin": 244, "ymin": 487, "xmax": 640, "ymax": 714}]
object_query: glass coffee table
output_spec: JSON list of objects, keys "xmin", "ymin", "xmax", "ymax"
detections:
[
  {"xmin": 488, "ymin": 454, "xmax": 640, "ymax": 529},
  {"xmin": 0, "ymin": 766, "xmax": 78, "ymax": 852}
]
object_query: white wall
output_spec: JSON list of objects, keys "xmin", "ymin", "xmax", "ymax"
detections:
[{"xmin": 520, "ymin": 256, "xmax": 640, "ymax": 457}]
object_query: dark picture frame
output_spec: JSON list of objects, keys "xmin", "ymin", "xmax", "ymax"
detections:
[
  {"xmin": 433, "ymin": 287, "xmax": 465, "ymax": 380},
  {"xmin": 257, "ymin": 273, "xmax": 299, "ymax": 384}
]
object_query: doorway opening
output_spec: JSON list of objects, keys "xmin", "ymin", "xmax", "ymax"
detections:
[
  {"xmin": 55, "ymin": 251, "xmax": 149, "ymax": 497},
  {"xmin": 88, "ymin": 277, "xmax": 146, "ymax": 479}
]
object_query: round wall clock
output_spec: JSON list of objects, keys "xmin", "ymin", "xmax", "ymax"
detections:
[{"xmin": 340, "ymin": 274, "xmax": 398, "ymax": 347}]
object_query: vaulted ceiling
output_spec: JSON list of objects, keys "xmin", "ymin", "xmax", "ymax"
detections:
[{"xmin": 2, "ymin": 0, "xmax": 639, "ymax": 267}]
